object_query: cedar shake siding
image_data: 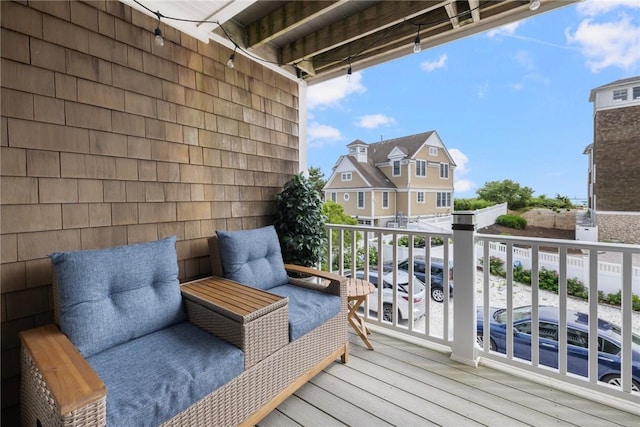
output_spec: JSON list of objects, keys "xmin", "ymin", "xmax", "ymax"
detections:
[{"xmin": 0, "ymin": 1, "xmax": 300, "ymax": 420}]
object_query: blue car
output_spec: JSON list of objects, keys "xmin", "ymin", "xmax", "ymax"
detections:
[{"xmin": 477, "ymin": 305, "xmax": 640, "ymax": 392}]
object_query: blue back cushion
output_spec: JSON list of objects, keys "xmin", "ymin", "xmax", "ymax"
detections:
[
  {"xmin": 216, "ymin": 226, "xmax": 288, "ymax": 290},
  {"xmin": 50, "ymin": 236, "xmax": 186, "ymax": 358},
  {"xmin": 88, "ymin": 322, "xmax": 244, "ymax": 427}
]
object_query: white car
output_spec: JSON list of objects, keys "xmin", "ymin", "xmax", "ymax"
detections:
[{"xmin": 354, "ymin": 269, "xmax": 426, "ymax": 322}]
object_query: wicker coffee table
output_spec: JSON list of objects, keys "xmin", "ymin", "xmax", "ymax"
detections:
[{"xmin": 346, "ymin": 278, "xmax": 375, "ymax": 350}]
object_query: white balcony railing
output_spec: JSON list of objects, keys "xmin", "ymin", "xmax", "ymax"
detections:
[{"xmin": 326, "ymin": 213, "xmax": 640, "ymax": 405}]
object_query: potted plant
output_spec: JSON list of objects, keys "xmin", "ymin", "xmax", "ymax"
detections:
[{"xmin": 273, "ymin": 172, "xmax": 327, "ymax": 268}]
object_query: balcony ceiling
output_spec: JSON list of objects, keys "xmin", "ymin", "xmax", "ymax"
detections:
[{"xmin": 122, "ymin": 1, "xmax": 578, "ymax": 84}]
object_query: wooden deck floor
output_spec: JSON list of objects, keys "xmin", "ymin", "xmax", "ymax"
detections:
[{"xmin": 258, "ymin": 331, "xmax": 639, "ymax": 427}]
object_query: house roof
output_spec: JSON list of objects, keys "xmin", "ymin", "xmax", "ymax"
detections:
[
  {"xmin": 589, "ymin": 76, "xmax": 640, "ymax": 102},
  {"xmin": 369, "ymin": 131, "xmax": 435, "ymax": 164}
]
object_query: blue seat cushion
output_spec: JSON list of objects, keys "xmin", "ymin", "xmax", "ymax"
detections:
[
  {"xmin": 50, "ymin": 236, "xmax": 185, "ymax": 358},
  {"xmin": 268, "ymin": 284, "xmax": 341, "ymax": 341},
  {"xmin": 216, "ymin": 226, "xmax": 288, "ymax": 290},
  {"xmin": 87, "ymin": 322, "xmax": 244, "ymax": 427}
]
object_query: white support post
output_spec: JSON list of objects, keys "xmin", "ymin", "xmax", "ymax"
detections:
[{"xmin": 451, "ymin": 211, "xmax": 479, "ymax": 366}]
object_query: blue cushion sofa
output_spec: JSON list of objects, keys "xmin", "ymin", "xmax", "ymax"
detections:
[{"xmin": 20, "ymin": 230, "xmax": 348, "ymax": 427}]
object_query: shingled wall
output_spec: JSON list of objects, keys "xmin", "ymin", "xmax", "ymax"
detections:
[
  {"xmin": 593, "ymin": 103, "xmax": 640, "ymax": 243},
  {"xmin": 0, "ymin": 1, "xmax": 300, "ymax": 421}
]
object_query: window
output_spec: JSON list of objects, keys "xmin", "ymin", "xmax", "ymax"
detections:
[
  {"xmin": 567, "ymin": 328, "xmax": 588, "ymax": 348},
  {"xmin": 341, "ymin": 172, "xmax": 352, "ymax": 181},
  {"xmin": 439, "ymin": 163, "xmax": 449, "ymax": 179},
  {"xmin": 633, "ymin": 86, "xmax": 640, "ymax": 100},
  {"xmin": 343, "ymin": 193, "xmax": 350, "ymax": 201},
  {"xmin": 392, "ymin": 160, "xmax": 401, "ymax": 176},
  {"xmin": 357, "ymin": 191, "xmax": 364, "ymax": 209},
  {"xmin": 382, "ymin": 191, "xmax": 389, "ymax": 208},
  {"xmin": 417, "ymin": 192, "xmax": 425, "ymax": 203},
  {"xmin": 539, "ymin": 322, "xmax": 558, "ymax": 340},
  {"xmin": 330, "ymin": 192, "xmax": 337, "ymax": 202},
  {"xmin": 416, "ymin": 160, "xmax": 426, "ymax": 177},
  {"xmin": 429, "ymin": 147, "xmax": 438, "ymax": 156},
  {"xmin": 613, "ymin": 89, "xmax": 627, "ymax": 102},
  {"xmin": 436, "ymin": 192, "xmax": 451, "ymax": 207}
]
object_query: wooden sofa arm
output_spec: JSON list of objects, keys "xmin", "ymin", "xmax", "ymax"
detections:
[
  {"xmin": 284, "ymin": 264, "xmax": 347, "ymax": 296},
  {"xmin": 20, "ymin": 324, "xmax": 106, "ymax": 424}
]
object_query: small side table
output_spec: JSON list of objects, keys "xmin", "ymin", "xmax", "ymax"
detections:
[
  {"xmin": 181, "ymin": 276, "xmax": 288, "ymax": 368},
  {"xmin": 347, "ymin": 278, "xmax": 375, "ymax": 350}
]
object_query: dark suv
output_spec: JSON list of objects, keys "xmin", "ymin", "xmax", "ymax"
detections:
[{"xmin": 396, "ymin": 256, "xmax": 453, "ymax": 303}]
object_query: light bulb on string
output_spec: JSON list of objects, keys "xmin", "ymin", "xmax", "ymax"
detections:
[
  {"xmin": 153, "ymin": 11, "xmax": 164, "ymax": 47},
  {"xmin": 413, "ymin": 26, "xmax": 421, "ymax": 53},
  {"xmin": 154, "ymin": 26, "xmax": 164, "ymax": 47},
  {"xmin": 346, "ymin": 64, "xmax": 352, "ymax": 82},
  {"xmin": 227, "ymin": 47, "xmax": 237, "ymax": 69},
  {"xmin": 529, "ymin": 0, "xmax": 541, "ymax": 11}
]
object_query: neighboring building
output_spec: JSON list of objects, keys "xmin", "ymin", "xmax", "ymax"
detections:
[
  {"xmin": 585, "ymin": 76, "xmax": 640, "ymax": 244},
  {"xmin": 324, "ymin": 131, "xmax": 456, "ymax": 227}
]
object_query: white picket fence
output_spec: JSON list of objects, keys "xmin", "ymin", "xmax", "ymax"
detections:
[{"xmin": 480, "ymin": 241, "xmax": 640, "ymax": 295}]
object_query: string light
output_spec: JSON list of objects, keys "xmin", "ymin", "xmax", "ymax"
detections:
[
  {"xmin": 153, "ymin": 11, "xmax": 164, "ymax": 47},
  {"xmin": 529, "ymin": 0, "xmax": 541, "ymax": 11},
  {"xmin": 133, "ymin": 0, "xmax": 503, "ymax": 79},
  {"xmin": 227, "ymin": 46, "xmax": 236, "ymax": 69}
]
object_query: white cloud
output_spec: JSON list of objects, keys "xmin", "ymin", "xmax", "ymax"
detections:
[
  {"xmin": 454, "ymin": 178, "xmax": 476, "ymax": 194},
  {"xmin": 565, "ymin": 14, "xmax": 640, "ymax": 72},
  {"xmin": 448, "ymin": 148, "xmax": 468, "ymax": 175},
  {"xmin": 355, "ymin": 114, "xmax": 397, "ymax": 129},
  {"xmin": 486, "ymin": 22, "xmax": 521, "ymax": 38},
  {"xmin": 508, "ymin": 82, "xmax": 524, "ymax": 91},
  {"xmin": 420, "ymin": 54, "xmax": 448, "ymax": 72},
  {"xmin": 307, "ymin": 71, "xmax": 366, "ymax": 110},
  {"xmin": 307, "ymin": 122, "xmax": 344, "ymax": 148},
  {"xmin": 577, "ymin": 0, "xmax": 640, "ymax": 17},
  {"xmin": 449, "ymin": 148, "xmax": 476, "ymax": 194}
]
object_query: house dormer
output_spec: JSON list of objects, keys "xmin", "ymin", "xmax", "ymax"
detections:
[{"xmin": 347, "ymin": 140, "xmax": 369, "ymax": 163}]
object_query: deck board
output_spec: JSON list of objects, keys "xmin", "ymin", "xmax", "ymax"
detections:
[
  {"xmin": 371, "ymin": 333, "xmax": 637, "ymax": 426},
  {"xmin": 257, "ymin": 331, "xmax": 640, "ymax": 427}
]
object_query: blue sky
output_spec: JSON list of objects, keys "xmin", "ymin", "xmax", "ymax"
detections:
[{"xmin": 305, "ymin": 0, "xmax": 640, "ymax": 201}]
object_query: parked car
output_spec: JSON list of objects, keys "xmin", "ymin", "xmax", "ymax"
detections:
[
  {"xmin": 353, "ymin": 269, "xmax": 426, "ymax": 322},
  {"xmin": 391, "ymin": 256, "xmax": 453, "ymax": 303},
  {"xmin": 476, "ymin": 305, "xmax": 640, "ymax": 392}
]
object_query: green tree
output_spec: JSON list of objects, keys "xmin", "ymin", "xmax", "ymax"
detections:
[
  {"xmin": 322, "ymin": 201, "xmax": 359, "ymax": 270},
  {"xmin": 308, "ymin": 166, "xmax": 326, "ymax": 199},
  {"xmin": 476, "ymin": 179, "xmax": 534, "ymax": 210}
]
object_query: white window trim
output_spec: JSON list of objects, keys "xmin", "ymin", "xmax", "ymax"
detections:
[
  {"xmin": 633, "ymin": 86, "xmax": 640, "ymax": 100},
  {"xmin": 357, "ymin": 191, "xmax": 365, "ymax": 209},
  {"xmin": 417, "ymin": 191, "xmax": 425, "ymax": 204},
  {"xmin": 436, "ymin": 191, "xmax": 451, "ymax": 208},
  {"xmin": 439, "ymin": 163, "xmax": 449, "ymax": 179},
  {"xmin": 382, "ymin": 191, "xmax": 389, "ymax": 209},
  {"xmin": 392, "ymin": 160, "xmax": 401, "ymax": 177},
  {"xmin": 341, "ymin": 172, "xmax": 352, "ymax": 181},
  {"xmin": 331, "ymin": 192, "xmax": 337, "ymax": 202},
  {"xmin": 343, "ymin": 193, "xmax": 350, "ymax": 201},
  {"xmin": 416, "ymin": 160, "xmax": 426, "ymax": 177},
  {"xmin": 429, "ymin": 147, "xmax": 438, "ymax": 156},
  {"xmin": 613, "ymin": 88, "xmax": 628, "ymax": 102}
]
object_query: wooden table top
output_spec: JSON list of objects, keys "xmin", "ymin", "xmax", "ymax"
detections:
[
  {"xmin": 181, "ymin": 277, "xmax": 286, "ymax": 322},
  {"xmin": 346, "ymin": 278, "xmax": 375, "ymax": 299}
]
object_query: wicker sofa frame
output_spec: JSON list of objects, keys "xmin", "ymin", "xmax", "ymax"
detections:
[{"xmin": 19, "ymin": 240, "xmax": 348, "ymax": 427}]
